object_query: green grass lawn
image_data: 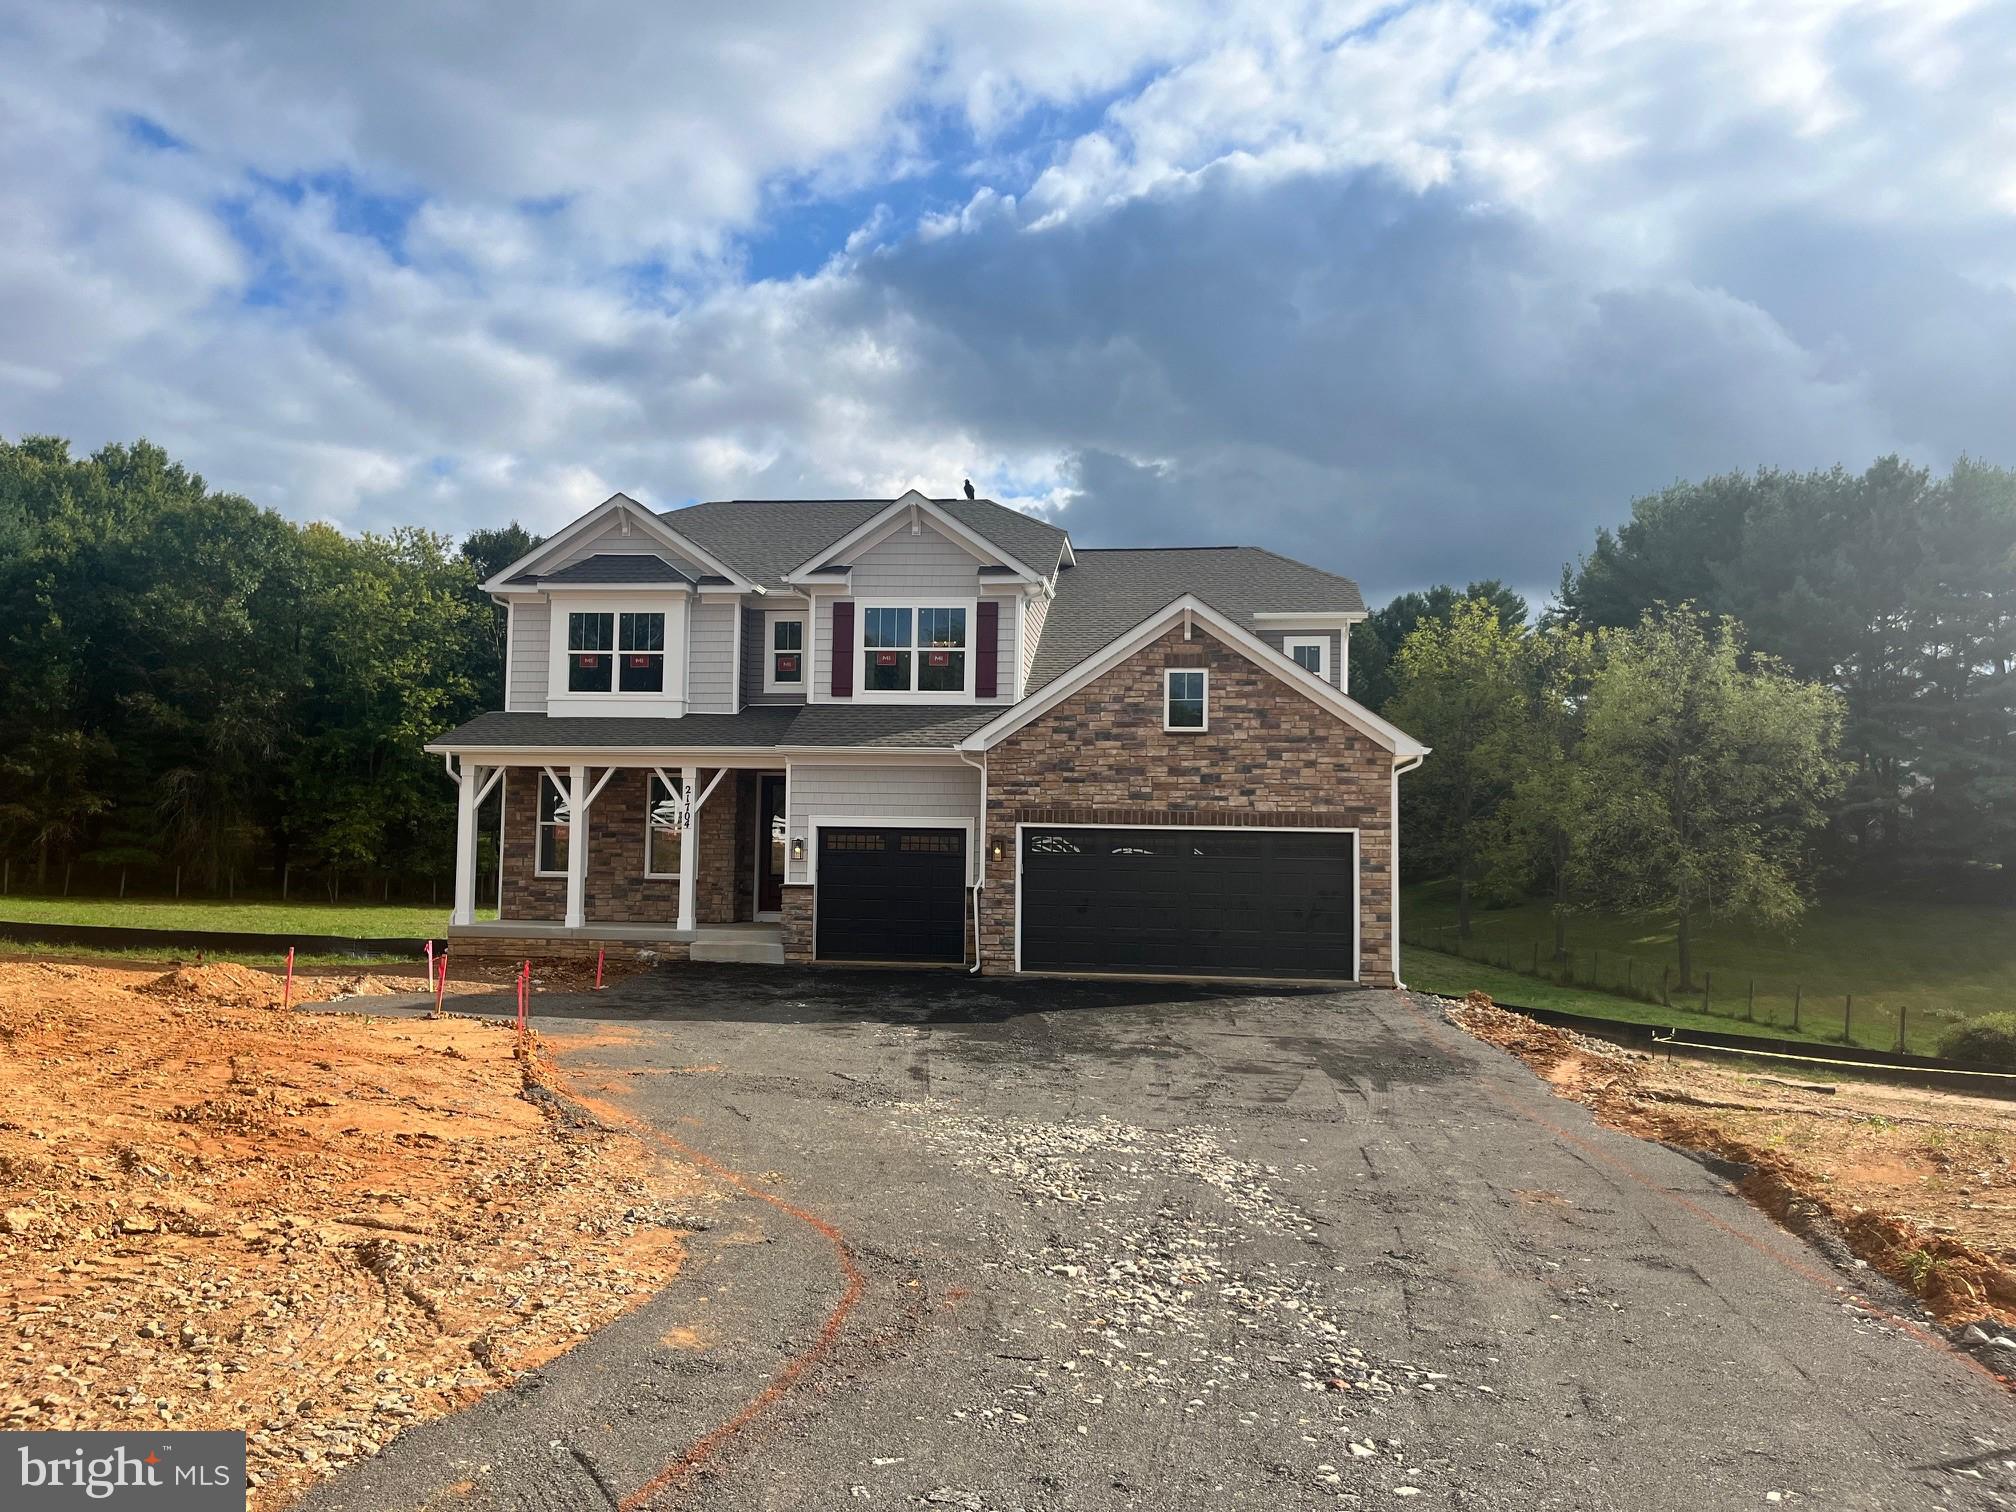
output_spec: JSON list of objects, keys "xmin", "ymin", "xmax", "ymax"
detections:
[
  {"xmin": 1401, "ymin": 946, "xmax": 1839, "ymax": 1046},
  {"xmin": 1403, "ymin": 880, "xmax": 2016, "ymax": 1055},
  {"xmin": 0, "ymin": 897, "xmax": 490, "ymax": 938}
]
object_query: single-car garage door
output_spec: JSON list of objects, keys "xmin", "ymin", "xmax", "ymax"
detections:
[
  {"xmin": 816, "ymin": 827, "xmax": 968, "ymax": 963},
  {"xmin": 1019, "ymin": 825, "xmax": 1357, "ymax": 980}
]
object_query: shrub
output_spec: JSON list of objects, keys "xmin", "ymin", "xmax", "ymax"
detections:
[{"xmin": 1936, "ymin": 1013, "xmax": 2016, "ymax": 1070}]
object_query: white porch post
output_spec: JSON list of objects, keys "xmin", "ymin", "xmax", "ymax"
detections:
[
  {"xmin": 451, "ymin": 761, "xmax": 481, "ymax": 927},
  {"xmin": 564, "ymin": 762, "xmax": 589, "ymax": 929},
  {"xmin": 677, "ymin": 763, "xmax": 700, "ymax": 931}
]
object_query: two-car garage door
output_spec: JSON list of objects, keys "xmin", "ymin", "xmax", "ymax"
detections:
[{"xmin": 1018, "ymin": 825, "xmax": 1357, "ymax": 980}]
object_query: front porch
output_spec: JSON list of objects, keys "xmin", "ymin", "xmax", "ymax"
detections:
[{"xmin": 444, "ymin": 757, "xmax": 790, "ymax": 961}]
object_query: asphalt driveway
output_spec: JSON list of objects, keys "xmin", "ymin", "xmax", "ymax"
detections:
[{"xmin": 303, "ymin": 967, "xmax": 2015, "ymax": 1511}]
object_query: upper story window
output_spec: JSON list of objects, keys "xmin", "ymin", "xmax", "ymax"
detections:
[
  {"xmin": 766, "ymin": 613, "xmax": 804, "ymax": 691},
  {"xmin": 1165, "ymin": 668, "xmax": 1208, "ymax": 731},
  {"xmin": 1285, "ymin": 635, "xmax": 1328, "ymax": 680},
  {"xmin": 861, "ymin": 603, "xmax": 969, "ymax": 696},
  {"xmin": 568, "ymin": 611, "xmax": 664, "ymax": 693}
]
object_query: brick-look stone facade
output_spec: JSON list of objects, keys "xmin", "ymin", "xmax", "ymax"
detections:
[
  {"xmin": 978, "ymin": 624, "xmax": 1397, "ymax": 985},
  {"xmin": 501, "ymin": 766, "xmax": 753, "ymax": 928},
  {"xmin": 781, "ymin": 884, "xmax": 814, "ymax": 962}
]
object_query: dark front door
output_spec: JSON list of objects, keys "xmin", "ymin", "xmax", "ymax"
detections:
[
  {"xmin": 1019, "ymin": 826, "xmax": 1357, "ymax": 980},
  {"xmin": 815, "ymin": 827, "xmax": 967, "ymax": 963},
  {"xmin": 757, "ymin": 774, "xmax": 787, "ymax": 915}
]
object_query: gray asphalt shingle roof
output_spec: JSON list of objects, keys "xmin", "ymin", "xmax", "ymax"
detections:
[
  {"xmin": 663, "ymin": 497, "xmax": 1070, "ymax": 589},
  {"xmin": 1027, "ymin": 547, "xmax": 1366, "ymax": 692},
  {"xmin": 510, "ymin": 552, "xmax": 697, "ymax": 585},
  {"xmin": 428, "ymin": 705, "xmax": 999, "ymax": 752}
]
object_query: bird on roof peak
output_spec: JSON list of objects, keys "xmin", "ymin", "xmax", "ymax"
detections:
[{"xmin": 963, "ymin": 478, "xmax": 975, "ymax": 499}]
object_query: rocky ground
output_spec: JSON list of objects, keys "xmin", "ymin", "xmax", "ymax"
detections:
[
  {"xmin": 1446, "ymin": 990, "xmax": 2016, "ymax": 1344},
  {"xmin": 0, "ymin": 960, "xmax": 708, "ymax": 1510}
]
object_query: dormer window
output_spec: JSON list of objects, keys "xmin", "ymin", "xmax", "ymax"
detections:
[
  {"xmin": 1284, "ymin": 635, "xmax": 1328, "ymax": 680},
  {"xmin": 860, "ymin": 603, "xmax": 971, "ymax": 697},
  {"xmin": 567, "ymin": 610, "xmax": 664, "ymax": 693}
]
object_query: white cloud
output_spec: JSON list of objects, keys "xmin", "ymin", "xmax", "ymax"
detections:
[{"xmin": 0, "ymin": 0, "xmax": 2009, "ymax": 600}]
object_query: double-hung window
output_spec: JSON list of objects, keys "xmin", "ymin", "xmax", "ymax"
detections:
[
  {"xmin": 536, "ymin": 773, "xmax": 571, "ymax": 875},
  {"xmin": 766, "ymin": 615, "xmax": 804, "ymax": 691},
  {"xmin": 567, "ymin": 610, "xmax": 665, "ymax": 693},
  {"xmin": 1285, "ymin": 636, "xmax": 1328, "ymax": 680},
  {"xmin": 1164, "ymin": 668, "xmax": 1208, "ymax": 731},
  {"xmin": 861, "ymin": 604, "xmax": 968, "ymax": 695},
  {"xmin": 644, "ymin": 772, "xmax": 683, "ymax": 878}
]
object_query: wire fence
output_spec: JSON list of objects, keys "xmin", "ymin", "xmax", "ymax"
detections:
[
  {"xmin": 0, "ymin": 854, "xmax": 495, "ymax": 909},
  {"xmin": 1405, "ymin": 923, "xmax": 1970, "ymax": 1058}
]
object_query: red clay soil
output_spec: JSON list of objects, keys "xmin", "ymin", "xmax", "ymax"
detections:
[
  {"xmin": 1449, "ymin": 992, "xmax": 2016, "ymax": 1330},
  {"xmin": 0, "ymin": 960, "xmax": 708, "ymax": 1509}
]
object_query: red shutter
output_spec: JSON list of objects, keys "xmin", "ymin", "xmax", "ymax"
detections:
[
  {"xmin": 976, "ymin": 600, "xmax": 999, "ymax": 698},
  {"xmin": 831, "ymin": 601, "xmax": 854, "ymax": 697}
]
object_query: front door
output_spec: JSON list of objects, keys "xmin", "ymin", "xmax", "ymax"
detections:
[{"xmin": 756, "ymin": 774, "xmax": 787, "ymax": 917}]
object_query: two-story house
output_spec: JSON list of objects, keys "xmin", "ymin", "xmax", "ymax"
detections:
[{"xmin": 426, "ymin": 490, "xmax": 1428, "ymax": 983}]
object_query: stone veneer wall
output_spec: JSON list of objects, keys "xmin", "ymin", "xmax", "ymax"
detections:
[
  {"xmin": 500, "ymin": 765, "xmax": 750, "ymax": 927},
  {"xmin": 977, "ymin": 624, "xmax": 1397, "ymax": 984}
]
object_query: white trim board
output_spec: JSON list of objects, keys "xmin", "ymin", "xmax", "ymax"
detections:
[
  {"xmin": 1012, "ymin": 820, "xmax": 1361, "ymax": 982},
  {"xmin": 958, "ymin": 594, "xmax": 1428, "ymax": 758}
]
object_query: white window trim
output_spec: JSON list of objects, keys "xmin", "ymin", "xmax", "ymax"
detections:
[
  {"xmin": 855, "ymin": 599, "xmax": 978, "ymax": 704},
  {"xmin": 1283, "ymin": 635, "xmax": 1329, "ymax": 681},
  {"xmin": 1163, "ymin": 667, "xmax": 1209, "ymax": 732},
  {"xmin": 764, "ymin": 609, "xmax": 807, "ymax": 694},
  {"xmin": 643, "ymin": 771, "xmax": 684, "ymax": 880},
  {"xmin": 545, "ymin": 590, "xmax": 688, "ymax": 714},
  {"xmin": 535, "ymin": 772, "xmax": 570, "ymax": 878},
  {"xmin": 1011, "ymin": 822, "xmax": 1361, "ymax": 981}
]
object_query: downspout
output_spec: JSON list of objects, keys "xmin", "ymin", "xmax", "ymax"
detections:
[
  {"xmin": 1391, "ymin": 752, "xmax": 1427, "ymax": 990},
  {"xmin": 958, "ymin": 748, "xmax": 988, "ymax": 974}
]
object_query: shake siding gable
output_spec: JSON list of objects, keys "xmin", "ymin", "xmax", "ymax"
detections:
[{"xmin": 547, "ymin": 517, "xmax": 687, "ymax": 572}]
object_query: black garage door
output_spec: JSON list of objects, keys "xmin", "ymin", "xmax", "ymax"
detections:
[
  {"xmin": 816, "ymin": 827, "xmax": 967, "ymax": 963},
  {"xmin": 1020, "ymin": 826, "xmax": 1356, "ymax": 980}
]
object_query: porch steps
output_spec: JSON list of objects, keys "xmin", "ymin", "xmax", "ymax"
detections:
[{"xmin": 689, "ymin": 925, "xmax": 786, "ymax": 965}]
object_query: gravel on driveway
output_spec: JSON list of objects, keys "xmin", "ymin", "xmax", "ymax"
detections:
[{"xmin": 301, "ymin": 967, "xmax": 2016, "ymax": 1512}]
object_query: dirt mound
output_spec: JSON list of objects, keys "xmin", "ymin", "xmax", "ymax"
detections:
[
  {"xmin": 0, "ymin": 958, "xmax": 706, "ymax": 1508},
  {"xmin": 140, "ymin": 961, "xmax": 288, "ymax": 1008},
  {"xmin": 322, "ymin": 973, "xmax": 400, "ymax": 1000},
  {"xmin": 1448, "ymin": 991, "xmax": 2016, "ymax": 1333}
]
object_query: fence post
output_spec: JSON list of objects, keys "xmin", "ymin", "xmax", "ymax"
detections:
[
  {"xmin": 1792, "ymin": 983, "xmax": 1802, "ymax": 1032},
  {"xmin": 1703, "ymin": 970, "xmax": 1712, "ymax": 1015},
  {"xmin": 1896, "ymin": 1006, "xmax": 1907, "ymax": 1055},
  {"xmin": 1843, "ymin": 994, "xmax": 1853, "ymax": 1046}
]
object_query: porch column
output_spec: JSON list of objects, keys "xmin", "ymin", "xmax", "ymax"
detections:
[
  {"xmin": 677, "ymin": 764, "xmax": 700, "ymax": 931},
  {"xmin": 451, "ymin": 761, "xmax": 482, "ymax": 927},
  {"xmin": 564, "ymin": 762, "xmax": 589, "ymax": 929}
]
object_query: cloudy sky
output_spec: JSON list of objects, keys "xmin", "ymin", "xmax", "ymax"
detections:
[{"xmin": 3, "ymin": 1, "xmax": 2011, "ymax": 602}]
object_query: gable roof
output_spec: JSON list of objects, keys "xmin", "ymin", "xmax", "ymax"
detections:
[
  {"xmin": 663, "ymin": 495, "xmax": 1070, "ymax": 590},
  {"xmin": 511, "ymin": 552, "xmax": 698, "ymax": 586},
  {"xmin": 1027, "ymin": 547, "xmax": 1366, "ymax": 692},
  {"xmin": 481, "ymin": 492, "xmax": 757, "ymax": 594},
  {"xmin": 962, "ymin": 593, "xmax": 1424, "ymax": 757}
]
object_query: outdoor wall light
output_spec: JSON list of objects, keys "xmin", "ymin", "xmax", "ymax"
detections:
[
  {"xmin": 790, "ymin": 835, "xmax": 805, "ymax": 862},
  {"xmin": 990, "ymin": 839, "xmax": 1005, "ymax": 862}
]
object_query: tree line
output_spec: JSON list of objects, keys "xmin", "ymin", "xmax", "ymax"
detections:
[
  {"xmin": 1351, "ymin": 456, "xmax": 2016, "ymax": 973},
  {"xmin": 1, "ymin": 436, "xmax": 2009, "ymax": 918},
  {"xmin": 0, "ymin": 436, "xmax": 538, "ymax": 899}
]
